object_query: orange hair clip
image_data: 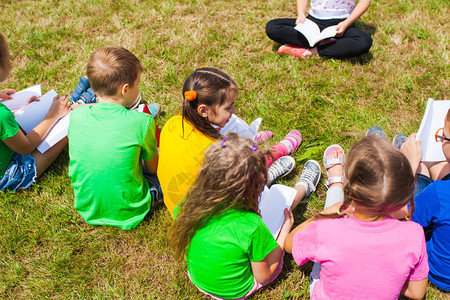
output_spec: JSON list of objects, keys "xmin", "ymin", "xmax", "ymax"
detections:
[
  {"xmin": 184, "ymin": 90, "xmax": 197, "ymax": 101},
  {"xmin": 199, "ymin": 66, "xmax": 207, "ymax": 69}
]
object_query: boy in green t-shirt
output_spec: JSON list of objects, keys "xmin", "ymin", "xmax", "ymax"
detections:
[{"xmin": 68, "ymin": 46, "xmax": 161, "ymax": 230}]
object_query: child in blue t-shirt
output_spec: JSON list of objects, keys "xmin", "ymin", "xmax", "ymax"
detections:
[
  {"xmin": 0, "ymin": 32, "xmax": 71, "ymax": 191},
  {"xmin": 401, "ymin": 109, "xmax": 450, "ymax": 291}
]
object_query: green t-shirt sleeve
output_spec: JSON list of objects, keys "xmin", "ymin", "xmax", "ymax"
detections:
[
  {"xmin": 0, "ymin": 104, "xmax": 19, "ymax": 141},
  {"xmin": 248, "ymin": 219, "xmax": 278, "ymax": 262},
  {"xmin": 141, "ymin": 117, "xmax": 157, "ymax": 162}
]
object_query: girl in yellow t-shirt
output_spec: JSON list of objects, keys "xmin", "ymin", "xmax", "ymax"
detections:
[{"xmin": 158, "ymin": 67, "xmax": 303, "ymax": 218}]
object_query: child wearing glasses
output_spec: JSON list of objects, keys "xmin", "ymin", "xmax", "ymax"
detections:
[{"xmin": 400, "ymin": 108, "xmax": 450, "ymax": 291}]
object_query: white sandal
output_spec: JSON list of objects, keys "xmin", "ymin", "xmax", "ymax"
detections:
[{"xmin": 323, "ymin": 144, "xmax": 345, "ymax": 188}]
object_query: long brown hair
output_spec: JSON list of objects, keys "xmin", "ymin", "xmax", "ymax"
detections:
[
  {"xmin": 182, "ymin": 67, "xmax": 238, "ymax": 140},
  {"xmin": 316, "ymin": 136, "xmax": 415, "ymax": 220},
  {"xmin": 0, "ymin": 32, "xmax": 12, "ymax": 82},
  {"xmin": 169, "ymin": 133, "xmax": 271, "ymax": 260}
]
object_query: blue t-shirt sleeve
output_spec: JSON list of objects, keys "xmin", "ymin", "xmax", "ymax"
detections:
[{"xmin": 413, "ymin": 182, "xmax": 440, "ymax": 227}]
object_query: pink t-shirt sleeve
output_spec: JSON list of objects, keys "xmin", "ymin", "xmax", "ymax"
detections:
[
  {"xmin": 291, "ymin": 222, "xmax": 319, "ymax": 266},
  {"xmin": 409, "ymin": 228, "xmax": 429, "ymax": 281}
]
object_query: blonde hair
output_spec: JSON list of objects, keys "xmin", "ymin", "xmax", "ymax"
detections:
[
  {"xmin": 87, "ymin": 46, "xmax": 143, "ymax": 96},
  {"xmin": 182, "ymin": 67, "xmax": 238, "ymax": 140},
  {"xmin": 316, "ymin": 136, "xmax": 415, "ymax": 220},
  {"xmin": 0, "ymin": 32, "xmax": 12, "ymax": 82},
  {"xmin": 169, "ymin": 133, "xmax": 272, "ymax": 260}
]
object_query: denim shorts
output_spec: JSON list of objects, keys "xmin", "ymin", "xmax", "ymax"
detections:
[
  {"xmin": 415, "ymin": 172, "xmax": 450, "ymax": 195},
  {"xmin": 0, "ymin": 153, "xmax": 37, "ymax": 191}
]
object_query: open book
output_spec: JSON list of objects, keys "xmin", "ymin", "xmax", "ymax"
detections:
[
  {"xmin": 294, "ymin": 19, "xmax": 337, "ymax": 47},
  {"xmin": 3, "ymin": 85, "xmax": 70, "ymax": 154},
  {"xmin": 259, "ymin": 184, "xmax": 297, "ymax": 239},
  {"xmin": 416, "ymin": 98, "xmax": 450, "ymax": 162}
]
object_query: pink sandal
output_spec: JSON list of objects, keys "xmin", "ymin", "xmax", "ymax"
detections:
[{"xmin": 323, "ymin": 144, "xmax": 345, "ymax": 188}]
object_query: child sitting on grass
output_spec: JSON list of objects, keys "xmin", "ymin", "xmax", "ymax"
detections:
[
  {"xmin": 285, "ymin": 136, "xmax": 429, "ymax": 300},
  {"xmin": 0, "ymin": 32, "xmax": 71, "ymax": 191},
  {"xmin": 170, "ymin": 133, "xmax": 320, "ymax": 300},
  {"xmin": 400, "ymin": 109, "xmax": 450, "ymax": 291},
  {"xmin": 158, "ymin": 67, "xmax": 303, "ymax": 218},
  {"xmin": 266, "ymin": 0, "xmax": 372, "ymax": 59},
  {"xmin": 68, "ymin": 46, "xmax": 161, "ymax": 230}
]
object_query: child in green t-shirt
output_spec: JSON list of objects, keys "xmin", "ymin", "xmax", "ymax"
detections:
[
  {"xmin": 170, "ymin": 133, "xmax": 320, "ymax": 299},
  {"xmin": 68, "ymin": 46, "xmax": 161, "ymax": 230},
  {"xmin": 0, "ymin": 32, "xmax": 71, "ymax": 191}
]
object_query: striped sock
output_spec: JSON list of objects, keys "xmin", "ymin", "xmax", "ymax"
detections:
[{"xmin": 254, "ymin": 131, "xmax": 273, "ymax": 144}]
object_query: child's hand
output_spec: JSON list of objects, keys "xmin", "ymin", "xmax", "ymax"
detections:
[
  {"xmin": 336, "ymin": 20, "xmax": 350, "ymax": 37},
  {"xmin": 400, "ymin": 133, "xmax": 422, "ymax": 174},
  {"xmin": 296, "ymin": 14, "xmax": 306, "ymax": 25},
  {"xmin": 0, "ymin": 89, "xmax": 16, "ymax": 100},
  {"xmin": 24, "ymin": 95, "xmax": 40, "ymax": 106},
  {"xmin": 46, "ymin": 95, "xmax": 72, "ymax": 120},
  {"xmin": 278, "ymin": 208, "xmax": 294, "ymax": 239}
]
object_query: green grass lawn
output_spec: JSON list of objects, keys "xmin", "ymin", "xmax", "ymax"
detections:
[{"xmin": 0, "ymin": 0, "xmax": 449, "ymax": 298}]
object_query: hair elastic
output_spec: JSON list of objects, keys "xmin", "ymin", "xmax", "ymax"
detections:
[
  {"xmin": 251, "ymin": 145, "xmax": 258, "ymax": 152},
  {"xmin": 336, "ymin": 210, "xmax": 341, "ymax": 215},
  {"xmin": 221, "ymin": 137, "xmax": 228, "ymax": 148},
  {"xmin": 184, "ymin": 90, "xmax": 197, "ymax": 101}
]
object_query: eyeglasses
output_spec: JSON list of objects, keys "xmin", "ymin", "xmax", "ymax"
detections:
[{"xmin": 435, "ymin": 128, "xmax": 450, "ymax": 142}]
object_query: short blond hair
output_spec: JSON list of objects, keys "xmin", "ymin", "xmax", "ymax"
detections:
[
  {"xmin": 0, "ymin": 32, "xmax": 12, "ymax": 82},
  {"xmin": 87, "ymin": 46, "xmax": 143, "ymax": 96}
]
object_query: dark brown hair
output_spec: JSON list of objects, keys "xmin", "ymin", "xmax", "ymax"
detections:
[
  {"xmin": 182, "ymin": 67, "xmax": 238, "ymax": 140},
  {"xmin": 87, "ymin": 46, "xmax": 143, "ymax": 96},
  {"xmin": 316, "ymin": 136, "xmax": 415, "ymax": 220},
  {"xmin": 169, "ymin": 133, "xmax": 271, "ymax": 260},
  {"xmin": 0, "ymin": 32, "xmax": 12, "ymax": 82}
]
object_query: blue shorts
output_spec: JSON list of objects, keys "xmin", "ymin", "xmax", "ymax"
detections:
[
  {"xmin": 0, "ymin": 153, "xmax": 37, "ymax": 191},
  {"xmin": 415, "ymin": 173, "xmax": 450, "ymax": 195}
]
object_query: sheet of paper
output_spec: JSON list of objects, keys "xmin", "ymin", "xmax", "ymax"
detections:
[
  {"xmin": 259, "ymin": 184, "xmax": 297, "ymax": 239},
  {"xmin": 14, "ymin": 90, "xmax": 58, "ymax": 133},
  {"xmin": 417, "ymin": 98, "xmax": 450, "ymax": 162},
  {"xmin": 36, "ymin": 112, "xmax": 70, "ymax": 153},
  {"xmin": 1, "ymin": 85, "xmax": 41, "ymax": 111},
  {"xmin": 219, "ymin": 114, "xmax": 262, "ymax": 141}
]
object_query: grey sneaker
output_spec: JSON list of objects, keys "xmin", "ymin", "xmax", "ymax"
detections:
[
  {"xmin": 366, "ymin": 126, "xmax": 387, "ymax": 140},
  {"xmin": 295, "ymin": 160, "xmax": 321, "ymax": 197},
  {"xmin": 267, "ymin": 156, "xmax": 296, "ymax": 186},
  {"xmin": 392, "ymin": 133, "xmax": 407, "ymax": 150}
]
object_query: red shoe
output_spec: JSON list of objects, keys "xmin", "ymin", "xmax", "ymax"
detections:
[{"xmin": 277, "ymin": 45, "xmax": 308, "ymax": 59}]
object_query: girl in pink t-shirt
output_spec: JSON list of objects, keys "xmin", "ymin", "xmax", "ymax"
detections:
[{"xmin": 285, "ymin": 136, "xmax": 429, "ymax": 300}]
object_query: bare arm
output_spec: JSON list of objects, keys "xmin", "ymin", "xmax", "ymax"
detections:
[
  {"xmin": 400, "ymin": 133, "xmax": 422, "ymax": 175},
  {"xmin": 3, "ymin": 95, "xmax": 71, "ymax": 155},
  {"xmin": 336, "ymin": 1, "xmax": 371, "ymax": 35},
  {"xmin": 296, "ymin": 0, "xmax": 309, "ymax": 24},
  {"xmin": 251, "ymin": 209, "xmax": 294, "ymax": 283},
  {"xmin": 143, "ymin": 153, "xmax": 159, "ymax": 174},
  {"xmin": 401, "ymin": 278, "xmax": 428, "ymax": 300}
]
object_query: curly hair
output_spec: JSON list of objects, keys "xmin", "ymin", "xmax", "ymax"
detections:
[{"xmin": 169, "ymin": 133, "xmax": 272, "ymax": 260}]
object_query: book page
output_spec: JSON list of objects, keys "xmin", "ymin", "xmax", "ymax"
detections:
[
  {"xmin": 14, "ymin": 90, "xmax": 58, "ymax": 133},
  {"xmin": 417, "ymin": 99, "xmax": 450, "ymax": 162},
  {"xmin": 294, "ymin": 19, "xmax": 337, "ymax": 47},
  {"xmin": 1, "ymin": 85, "xmax": 41, "ymax": 111},
  {"xmin": 259, "ymin": 184, "xmax": 297, "ymax": 239},
  {"xmin": 36, "ymin": 112, "xmax": 70, "ymax": 153},
  {"xmin": 294, "ymin": 19, "xmax": 321, "ymax": 47}
]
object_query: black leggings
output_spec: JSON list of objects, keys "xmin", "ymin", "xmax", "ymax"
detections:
[{"xmin": 266, "ymin": 16, "xmax": 372, "ymax": 59}]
